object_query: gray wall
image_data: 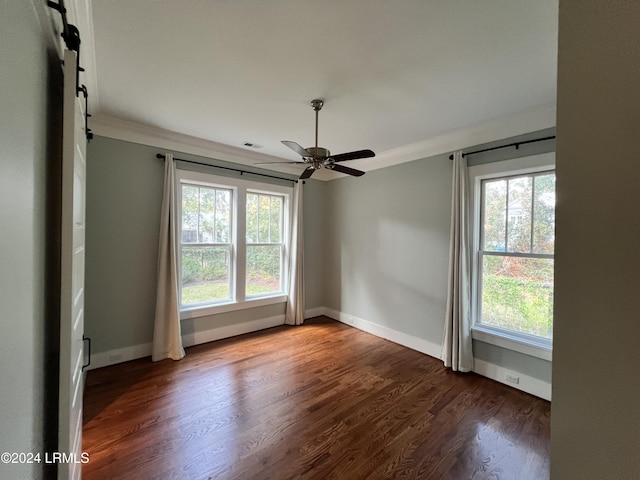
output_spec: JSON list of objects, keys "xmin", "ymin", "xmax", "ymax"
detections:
[
  {"xmin": 0, "ymin": 2, "xmax": 62, "ymax": 479},
  {"xmin": 323, "ymin": 133, "xmax": 555, "ymax": 385},
  {"xmin": 324, "ymin": 154, "xmax": 452, "ymax": 343},
  {"xmin": 552, "ymin": 1, "xmax": 640, "ymax": 478},
  {"xmin": 85, "ymin": 136, "xmax": 326, "ymax": 354}
]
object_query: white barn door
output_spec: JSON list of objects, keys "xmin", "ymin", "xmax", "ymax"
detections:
[{"xmin": 59, "ymin": 48, "xmax": 87, "ymax": 480}]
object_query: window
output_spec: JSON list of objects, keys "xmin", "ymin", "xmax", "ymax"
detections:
[
  {"xmin": 246, "ymin": 192, "xmax": 284, "ymax": 296},
  {"xmin": 181, "ymin": 184, "xmax": 233, "ymax": 305},
  {"xmin": 471, "ymin": 154, "xmax": 555, "ymax": 359},
  {"xmin": 177, "ymin": 170, "xmax": 290, "ymax": 318}
]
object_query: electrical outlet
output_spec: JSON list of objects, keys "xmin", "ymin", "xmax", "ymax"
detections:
[{"xmin": 505, "ymin": 373, "xmax": 520, "ymax": 385}]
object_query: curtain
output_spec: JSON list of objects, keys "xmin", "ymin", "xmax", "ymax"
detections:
[
  {"xmin": 442, "ymin": 151, "xmax": 473, "ymax": 372},
  {"xmin": 285, "ymin": 181, "xmax": 305, "ymax": 325},
  {"xmin": 152, "ymin": 153, "xmax": 186, "ymax": 361}
]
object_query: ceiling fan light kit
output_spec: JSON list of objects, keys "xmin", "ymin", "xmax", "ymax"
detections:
[{"xmin": 255, "ymin": 99, "xmax": 375, "ymax": 179}]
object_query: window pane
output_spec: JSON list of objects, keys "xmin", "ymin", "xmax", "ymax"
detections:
[
  {"xmin": 270, "ymin": 196, "xmax": 282, "ymax": 243},
  {"xmin": 246, "ymin": 245, "xmax": 281, "ymax": 295},
  {"xmin": 482, "ymin": 179, "xmax": 507, "ymax": 251},
  {"xmin": 198, "ymin": 188, "xmax": 215, "ymax": 243},
  {"xmin": 215, "ymin": 189, "xmax": 231, "ymax": 243},
  {"xmin": 258, "ymin": 195, "xmax": 270, "ymax": 242},
  {"xmin": 506, "ymin": 176, "xmax": 532, "ymax": 252},
  {"xmin": 181, "ymin": 246, "xmax": 230, "ymax": 304},
  {"xmin": 533, "ymin": 174, "xmax": 555, "ymax": 254},
  {"xmin": 182, "ymin": 185, "xmax": 199, "ymax": 243},
  {"xmin": 480, "ymin": 255, "xmax": 553, "ymax": 339},
  {"xmin": 246, "ymin": 193, "xmax": 258, "ymax": 242}
]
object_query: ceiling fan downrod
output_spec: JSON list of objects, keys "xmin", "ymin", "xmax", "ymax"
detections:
[{"xmin": 310, "ymin": 99, "xmax": 323, "ymax": 148}]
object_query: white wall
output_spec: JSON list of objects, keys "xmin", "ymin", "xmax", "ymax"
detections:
[
  {"xmin": 0, "ymin": 2, "xmax": 62, "ymax": 479},
  {"xmin": 552, "ymin": 1, "xmax": 640, "ymax": 478}
]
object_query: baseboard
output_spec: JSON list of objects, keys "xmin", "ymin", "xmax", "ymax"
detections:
[
  {"xmin": 322, "ymin": 307, "xmax": 442, "ymax": 359},
  {"xmin": 89, "ymin": 343, "xmax": 152, "ymax": 370},
  {"xmin": 318, "ymin": 306, "xmax": 551, "ymax": 401},
  {"xmin": 181, "ymin": 315, "xmax": 285, "ymax": 348},
  {"xmin": 88, "ymin": 315, "xmax": 286, "ymax": 370},
  {"xmin": 472, "ymin": 358, "xmax": 551, "ymax": 401},
  {"xmin": 304, "ymin": 306, "xmax": 327, "ymax": 319}
]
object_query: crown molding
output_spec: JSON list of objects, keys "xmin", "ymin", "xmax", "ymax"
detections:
[
  {"xmin": 91, "ymin": 103, "xmax": 555, "ymax": 182},
  {"xmin": 343, "ymin": 103, "xmax": 557, "ymax": 173},
  {"xmin": 91, "ymin": 114, "xmax": 336, "ymax": 180}
]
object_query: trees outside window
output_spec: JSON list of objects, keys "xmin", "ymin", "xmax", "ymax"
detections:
[
  {"xmin": 246, "ymin": 193, "xmax": 284, "ymax": 296},
  {"xmin": 177, "ymin": 171, "xmax": 290, "ymax": 316},
  {"xmin": 478, "ymin": 172, "xmax": 556, "ymax": 341},
  {"xmin": 181, "ymin": 185, "xmax": 233, "ymax": 305}
]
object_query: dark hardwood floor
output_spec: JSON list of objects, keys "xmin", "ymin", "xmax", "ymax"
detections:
[{"xmin": 83, "ymin": 317, "xmax": 550, "ymax": 480}]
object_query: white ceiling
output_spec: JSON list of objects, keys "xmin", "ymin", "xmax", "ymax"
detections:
[{"xmin": 85, "ymin": 0, "xmax": 558, "ymax": 177}]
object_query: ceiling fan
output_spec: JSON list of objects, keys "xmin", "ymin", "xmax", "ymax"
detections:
[{"xmin": 256, "ymin": 99, "xmax": 375, "ymax": 179}]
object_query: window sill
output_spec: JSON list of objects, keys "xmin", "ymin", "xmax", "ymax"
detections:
[
  {"xmin": 471, "ymin": 325, "xmax": 552, "ymax": 361},
  {"xmin": 180, "ymin": 294, "xmax": 287, "ymax": 320}
]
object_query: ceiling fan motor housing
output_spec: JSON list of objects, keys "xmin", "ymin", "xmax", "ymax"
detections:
[{"xmin": 306, "ymin": 146, "xmax": 330, "ymax": 159}]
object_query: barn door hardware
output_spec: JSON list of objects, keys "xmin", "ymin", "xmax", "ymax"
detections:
[
  {"xmin": 78, "ymin": 85, "xmax": 93, "ymax": 141},
  {"xmin": 82, "ymin": 336, "xmax": 91, "ymax": 371},
  {"xmin": 47, "ymin": 0, "xmax": 84, "ymax": 97},
  {"xmin": 48, "ymin": 0, "xmax": 93, "ymax": 139}
]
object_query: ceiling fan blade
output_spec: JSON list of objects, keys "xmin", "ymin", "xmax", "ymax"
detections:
[
  {"xmin": 299, "ymin": 167, "xmax": 315, "ymax": 179},
  {"xmin": 282, "ymin": 141, "xmax": 311, "ymax": 158},
  {"xmin": 254, "ymin": 161, "xmax": 308, "ymax": 165},
  {"xmin": 331, "ymin": 149, "xmax": 375, "ymax": 162},
  {"xmin": 329, "ymin": 163, "xmax": 365, "ymax": 177}
]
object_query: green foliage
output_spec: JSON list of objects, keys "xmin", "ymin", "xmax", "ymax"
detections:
[
  {"xmin": 482, "ymin": 274, "xmax": 553, "ymax": 338},
  {"xmin": 182, "ymin": 256, "xmax": 202, "ymax": 283},
  {"xmin": 182, "ymin": 247, "xmax": 229, "ymax": 283}
]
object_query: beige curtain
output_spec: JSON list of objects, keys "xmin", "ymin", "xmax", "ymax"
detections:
[
  {"xmin": 442, "ymin": 151, "xmax": 473, "ymax": 372},
  {"xmin": 152, "ymin": 153, "xmax": 185, "ymax": 361},
  {"xmin": 285, "ymin": 181, "xmax": 304, "ymax": 325}
]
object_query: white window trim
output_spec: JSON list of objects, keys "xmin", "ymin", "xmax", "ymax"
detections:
[
  {"xmin": 176, "ymin": 169, "xmax": 292, "ymax": 320},
  {"xmin": 469, "ymin": 152, "xmax": 555, "ymax": 361}
]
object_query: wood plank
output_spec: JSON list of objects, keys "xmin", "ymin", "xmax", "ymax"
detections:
[{"xmin": 83, "ymin": 317, "xmax": 549, "ymax": 479}]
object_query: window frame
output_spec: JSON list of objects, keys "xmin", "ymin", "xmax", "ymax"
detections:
[
  {"xmin": 179, "ymin": 183, "xmax": 235, "ymax": 307},
  {"xmin": 245, "ymin": 190, "xmax": 286, "ymax": 298},
  {"xmin": 176, "ymin": 169, "xmax": 292, "ymax": 319},
  {"xmin": 469, "ymin": 152, "xmax": 555, "ymax": 361}
]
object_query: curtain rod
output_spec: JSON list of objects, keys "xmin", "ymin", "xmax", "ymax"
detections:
[
  {"xmin": 156, "ymin": 154, "xmax": 300, "ymax": 184},
  {"xmin": 449, "ymin": 135, "xmax": 556, "ymax": 160}
]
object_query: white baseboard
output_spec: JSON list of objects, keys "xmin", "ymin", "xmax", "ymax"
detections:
[
  {"xmin": 88, "ymin": 315, "xmax": 285, "ymax": 370},
  {"xmin": 89, "ymin": 343, "xmax": 152, "ymax": 370},
  {"xmin": 472, "ymin": 358, "xmax": 551, "ymax": 401},
  {"xmin": 304, "ymin": 306, "xmax": 327, "ymax": 319},
  {"xmin": 181, "ymin": 315, "xmax": 284, "ymax": 348},
  {"xmin": 317, "ymin": 307, "xmax": 551, "ymax": 401},
  {"xmin": 322, "ymin": 307, "xmax": 442, "ymax": 358},
  {"xmin": 88, "ymin": 306, "xmax": 552, "ymax": 400}
]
